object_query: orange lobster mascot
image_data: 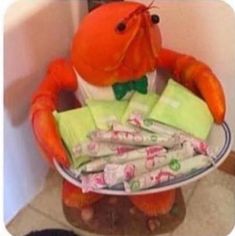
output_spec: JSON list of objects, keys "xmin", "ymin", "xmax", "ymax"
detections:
[{"xmin": 30, "ymin": 1, "xmax": 225, "ymax": 233}]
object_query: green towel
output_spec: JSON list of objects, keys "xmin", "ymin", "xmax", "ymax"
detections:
[
  {"xmin": 54, "ymin": 107, "xmax": 96, "ymax": 168},
  {"xmin": 86, "ymin": 99, "xmax": 128, "ymax": 130},
  {"xmin": 121, "ymin": 92, "xmax": 160, "ymax": 123},
  {"xmin": 148, "ymin": 79, "xmax": 213, "ymax": 140}
]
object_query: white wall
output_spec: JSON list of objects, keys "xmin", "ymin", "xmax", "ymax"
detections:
[
  {"xmin": 4, "ymin": 0, "xmax": 88, "ymax": 224},
  {"xmin": 4, "ymin": 0, "xmax": 235, "ymax": 225}
]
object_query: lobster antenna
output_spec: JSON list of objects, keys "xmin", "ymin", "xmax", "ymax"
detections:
[
  {"xmin": 146, "ymin": 0, "xmax": 159, "ymax": 11},
  {"xmin": 147, "ymin": 0, "xmax": 155, "ymax": 9},
  {"xmin": 124, "ymin": 2, "xmax": 158, "ymax": 22}
]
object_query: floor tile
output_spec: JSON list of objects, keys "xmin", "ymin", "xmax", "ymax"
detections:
[
  {"xmin": 172, "ymin": 170, "xmax": 235, "ymax": 236},
  {"xmin": 29, "ymin": 170, "xmax": 71, "ymax": 227},
  {"xmin": 181, "ymin": 181, "xmax": 198, "ymax": 204},
  {"xmin": 6, "ymin": 206, "xmax": 70, "ymax": 236}
]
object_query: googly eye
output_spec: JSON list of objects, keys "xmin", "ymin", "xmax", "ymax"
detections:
[
  {"xmin": 116, "ymin": 22, "xmax": 126, "ymax": 32},
  {"xmin": 151, "ymin": 14, "xmax": 160, "ymax": 24}
]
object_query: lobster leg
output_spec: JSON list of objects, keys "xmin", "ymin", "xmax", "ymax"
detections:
[
  {"xmin": 62, "ymin": 180, "xmax": 103, "ymax": 209},
  {"xmin": 30, "ymin": 59, "xmax": 78, "ymax": 167},
  {"xmin": 31, "ymin": 59, "xmax": 104, "ymax": 208},
  {"xmin": 129, "ymin": 189, "xmax": 176, "ymax": 216},
  {"xmin": 157, "ymin": 48, "xmax": 226, "ymax": 124}
]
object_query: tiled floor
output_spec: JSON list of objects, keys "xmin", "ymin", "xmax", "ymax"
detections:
[{"xmin": 6, "ymin": 169, "xmax": 235, "ymax": 236}]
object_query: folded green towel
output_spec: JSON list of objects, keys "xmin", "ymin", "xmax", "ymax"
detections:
[
  {"xmin": 86, "ymin": 99, "xmax": 128, "ymax": 130},
  {"xmin": 148, "ymin": 79, "xmax": 213, "ymax": 139},
  {"xmin": 54, "ymin": 107, "xmax": 96, "ymax": 168},
  {"xmin": 121, "ymin": 92, "xmax": 159, "ymax": 123}
]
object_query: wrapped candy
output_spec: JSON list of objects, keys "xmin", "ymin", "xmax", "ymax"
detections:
[
  {"xmin": 89, "ymin": 130, "xmax": 178, "ymax": 147},
  {"xmin": 128, "ymin": 114, "xmax": 178, "ymax": 136},
  {"xmin": 124, "ymin": 154, "xmax": 212, "ymax": 192},
  {"xmin": 104, "ymin": 142, "xmax": 195, "ymax": 186},
  {"xmin": 178, "ymin": 134, "xmax": 211, "ymax": 155},
  {"xmin": 72, "ymin": 141, "xmax": 134, "ymax": 157},
  {"xmin": 81, "ymin": 172, "xmax": 107, "ymax": 192},
  {"xmin": 110, "ymin": 121, "xmax": 138, "ymax": 133},
  {"xmin": 80, "ymin": 145, "xmax": 166, "ymax": 172},
  {"xmin": 128, "ymin": 115, "xmax": 215, "ymax": 157}
]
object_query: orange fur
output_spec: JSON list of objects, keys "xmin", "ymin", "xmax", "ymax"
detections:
[
  {"xmin": 63, "ymin": 180, "xmax": 103, "ymax": 209},
  {"xmin": 129, "ymin": 189, "xmax": 176, "ymax": 216},
  {"xmin": 71, "ymin": 2, "xmax": 161, "ymax": 85},
  {"xmin": 158, "ymin": 48, "xmax": 225, "ymax": 123},
  {"xmin": 30, "ymin": 59, "xmax": 77, "ymax": 166}
]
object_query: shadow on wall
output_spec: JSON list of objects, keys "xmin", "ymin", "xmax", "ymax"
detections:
[
  {"xmin": 4, "ymin": 73, "xmax": 42, "ymax": 126},
  {"xmin": 4, "ymin": 0, "xmax": 87, "ymax": 126}
]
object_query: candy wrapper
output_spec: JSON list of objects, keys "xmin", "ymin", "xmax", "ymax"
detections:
[
  {"xmin": 148, "ymin": 79, "xmax": 213, "ymax": 140},
  {"xmin": 104, "ymin": 142, "xmax": 195, "ymax": 186},
  {"xmin": 80, "ymin": 145, "xmax": 166, "ymax": 172},
  {"xmin": 89, "ymin": 130, "xmax": 178, "ymax": 147},
  {"xmin": 128, "ymin": 114, "xmax": 178, "ymax": 136},
  {"xmin": 111, "ymin": 122, "xmax": 138, "ymax": 133},
  {"xmin": 81, "ymin": 172, "xmax": 107, "ymax": 192},
  {"xmin": 124, "ymin": 154, "xmax": 212, "ymax": 192},
  {"xmin": 121, "ymin": 92, "xmax": 159, "ymax": 123},
  {"xmin": 86, "ymin": 99, "xmax": 128, "ymax": 130},
  {"xmin": 72, "ymin": 141, "xmax": 134, "ymax": 157},
  {"xmin": 128, "ymin": 115, "xmax": 215, "ymax": 158},
  {"xmin": 54, "ymin": 107, "xmax": 96, "ymax": 168},
  {"xmin": 178, "ymin": 134, "xmax": 213, "ymax": 157}
]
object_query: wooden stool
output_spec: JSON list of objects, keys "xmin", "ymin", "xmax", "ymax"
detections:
[{"xmin": 63, "ymin": 188, "xmax": 186, "ymax": 236}]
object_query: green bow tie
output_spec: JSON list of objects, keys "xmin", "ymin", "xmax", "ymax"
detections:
[{"xmin": 112, "ymin": 76, "xmax": 148, "ymax": 100}]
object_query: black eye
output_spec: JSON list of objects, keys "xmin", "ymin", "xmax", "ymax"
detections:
[
  {"xmin": 116, "ymin": 22, "xmax": 126, "ymax": 32},
  {"xmin": 151, "ymin": 14, "xmax": 160, "ymax": 24}
]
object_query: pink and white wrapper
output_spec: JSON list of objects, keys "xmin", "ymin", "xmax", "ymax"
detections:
[
  {"xmin": 89, "ymin": 130, "xmax": 177, "ymax": 148},
  {"xmin": 72, "ymin": 141, "xmax": 134, "ymax": 157},
  {"xmin": 81, "ymin": 172, "xmax": 107, "ymax": 193},
  {"xmin": 110, "ymin": 122, "xmax": 138, "ymax": 133},
  {"xmin": 128, "ymin": 115, "xmax": 215, "ymax": 157},
  {"xmin": 104, "ymin": 142, "xmax": 195, "ymax": 186},
  {"xmin": 80, "ymin": 145, "xmax": 166, "ymax": 173},
  {"xmin": 124, "ymin": 154, "xmax": 212, "ymax": 192},
  {"xmin": 128, "ymin": 114, "xmax": 178, "ymax": 136}
]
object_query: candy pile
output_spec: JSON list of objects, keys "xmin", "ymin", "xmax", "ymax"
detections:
[{"xmin": 72, "ymin": 114, "xmax": 215, "ymax": 193}]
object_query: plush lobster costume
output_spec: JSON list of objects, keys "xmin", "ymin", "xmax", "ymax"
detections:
[{"xmin": 30, "ymin": 1, "xmax": 225, "ymax": 219}]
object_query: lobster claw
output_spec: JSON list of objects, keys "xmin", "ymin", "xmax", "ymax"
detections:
[
  {"xmin": 30, "ymin": 59, "xmax": 78, "ymax": 167},
  {"xmin": 158, "ymin": 49, "xmax": 226, "ymax": 124},
  {"xmin": 31, "ymin": 104, "xmax": 70, "ymax": 167},
  {"xmin": 62, "ymin": 180, "xmax": 103, "ymax": 209},
  {"xmin": 194, "ymin": 70, "xmax": 225, "ymax": 124},
  {"xmin": 174, "ymin": 56, "xmax": 226, "ymax": 124}
]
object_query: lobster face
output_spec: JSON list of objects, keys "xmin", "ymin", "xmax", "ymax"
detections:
[{"xmin": 71, "ymin": 1, "xmax": 162, "ymax": 86}]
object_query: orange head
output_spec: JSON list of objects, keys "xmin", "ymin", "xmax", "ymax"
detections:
[{"xmin": 71, "ymin": 1, "xmax": 162, "ymax": 86}]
